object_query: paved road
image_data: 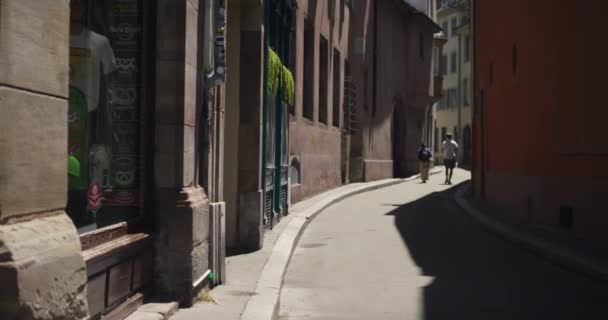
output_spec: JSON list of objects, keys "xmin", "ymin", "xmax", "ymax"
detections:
[{"xmin": 278, "ymin": 169, "xmax": 608, "ymax": 320}]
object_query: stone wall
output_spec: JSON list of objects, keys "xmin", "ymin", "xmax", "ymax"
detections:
[
  {"xmin": 153, "ymin": 0, "xmax": 211, "ymax": 306},
  {"xmin": 0, "ymin": 0, "xmax": 89, "ymax": 319},
  {"xmin": 289, "ymin": 0, "xmax": 350, "ymax": 201}
]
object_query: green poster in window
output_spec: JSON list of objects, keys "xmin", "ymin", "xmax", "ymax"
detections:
[{"xmin": 68, "ymin": 86, "xmax": 90, "ymax": 191}]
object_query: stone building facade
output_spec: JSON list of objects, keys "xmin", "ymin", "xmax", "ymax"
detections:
[
  {"xmin": 0, "ymin": 0, "xmax": 225, "ymax": 319},
  {"xmin": 223, "ymin": 0, "xmax": 351, "ymax": 250},
  {"xmin": 434, "ymin": 1, "xmax": 472, "ymax": 166},
  {"xmin": 288, "ymin": 0, "xmax": 350, "ymax": 202},
  {"xmin": 347, "ymin": 0, "xmax": 440, "ymax": 181}
]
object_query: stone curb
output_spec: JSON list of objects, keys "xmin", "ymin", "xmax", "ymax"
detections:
[
  {"xmin": 454, "ymin": 182, "xmax": 608, "ymax": 282},
  {"xmin": 240, "ymin": 172, "xmax": 434, "ymax": 320},
  {"xmin": 125, "ymin": 302, "xmax": 179, "ymax": 320}
]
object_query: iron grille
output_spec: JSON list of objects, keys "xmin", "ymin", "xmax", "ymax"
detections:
[
  {"xmin": 263, "ymin": 189, "xmax": 273, "ymax": 227},
  {"xmin": 280, "ymin": 184, "xmax": 288, "ymax": 215}
]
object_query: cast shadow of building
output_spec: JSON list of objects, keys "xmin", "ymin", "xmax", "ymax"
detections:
[{"xmin": 385, "ymin": 183, "xmax": 607, "ymax": 320}]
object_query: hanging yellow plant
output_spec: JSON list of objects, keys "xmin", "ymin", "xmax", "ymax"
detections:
[
  {"xmin": 282, "ymin": 65, "xmax": 295, "ymax": 106},
  {"xmin": 268, "ymin": 48, "xmax": 282, "ymax": 96}
]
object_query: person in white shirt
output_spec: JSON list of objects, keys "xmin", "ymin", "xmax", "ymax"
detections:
[{"xmin": 441, "ymin": 133, "xmax": 459, "ymax": 184}]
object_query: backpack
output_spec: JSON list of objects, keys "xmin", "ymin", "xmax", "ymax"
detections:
[{"xmin": 418, "ymin": 148, "xmax": 431, "ymax": 161}]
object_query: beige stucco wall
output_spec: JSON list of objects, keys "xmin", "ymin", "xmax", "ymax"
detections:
[{"xmin": 435, "ymin": 6, "xmax": 472, "ymax": 164}]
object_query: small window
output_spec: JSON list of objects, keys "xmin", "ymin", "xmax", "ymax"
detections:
[
  {"xmin": 418, "ymin": 32, "xmax": 424, "ymax": 61},
  {"xmin": 442, "ymin": 22, "xmax": 448, "ymax": 37},
  {"xmin": 450, "ymin": 52, "xmax": 457, "ymax": 73}
]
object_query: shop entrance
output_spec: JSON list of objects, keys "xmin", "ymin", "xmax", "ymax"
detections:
[{"xmin": 67, "ymin": 0, "xmax": 154, "ymax": 318}]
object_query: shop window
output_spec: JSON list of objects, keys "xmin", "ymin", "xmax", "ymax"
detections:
[
  {"xmin": 319, "ymin": 36, "xmax": 329, "ymax": 125},
  {"xmin": 67, "ymin": 0, "xmax": 143, "ymax": 232}
]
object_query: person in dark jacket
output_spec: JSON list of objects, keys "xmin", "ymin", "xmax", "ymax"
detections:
[{"xmin": 417, "ymin": 143, "xmax": 432, "ymax": 183}]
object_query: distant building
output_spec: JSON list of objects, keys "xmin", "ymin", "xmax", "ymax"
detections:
[
  {"xmin": 347, "ymin": 0, "xmax": 441, "ymax": 181},
  {"xmin": 473, "ymin": 0, "xmax": 608, "ymax": 242},
  {"xmin": 434, "ymin": 1, "xmax": 472, "ymax": 166}
]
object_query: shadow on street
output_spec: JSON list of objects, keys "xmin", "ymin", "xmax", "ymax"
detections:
[{"xmin": 386, "ymin": 182, "xmax": 608, "ymax": 320}]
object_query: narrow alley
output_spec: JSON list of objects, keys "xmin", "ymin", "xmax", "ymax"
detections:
[{"xmin": 278, "ymin": 170, "xmax": 608, "ymax": 320}]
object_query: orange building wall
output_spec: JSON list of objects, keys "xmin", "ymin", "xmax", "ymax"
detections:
[{"xmin": 473, "ymin": 0, "xmax": 608, "ymax": 241}]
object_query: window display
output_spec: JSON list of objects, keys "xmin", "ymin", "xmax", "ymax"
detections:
[{"xmin": 67, "ymin": 0, "xmax": 143, "ymax": 232}]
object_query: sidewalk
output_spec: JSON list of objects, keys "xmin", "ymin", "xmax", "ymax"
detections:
[
  {"xmin": 170, "ymin": 170, "xmax": 440, "ymax": 320},
  {"xmin": 455, "ymin": 182, "xmax": 608, "ymax": 282}
]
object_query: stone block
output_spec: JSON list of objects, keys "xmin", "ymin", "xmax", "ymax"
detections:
[
  {"xmin": 0, "ymin": 0, "xmax": 70, "ymax": 97},
  {"xmin": 154, "ymin": 187, "xmax": 210, "ymax": 305},
  {"xmin": 0, "ymin": 213, "xmax": 88, "ymax": 320},
  {"xmin": 363, "ymin": 159, "xmax": 394, "ymax": 182},
  {"xmin": 188, "ymin": 0, "xmax": 199, "ymax": 11},
  {"xmin": 184, "ymin": 65, "xmax": 198, "ymax": 126},
  {"xmin": 156, "ymin": 0, "xmax": 186, "ymax": 61},
  {"xmin": 154, "ymin": 153, "xmax": 177, "ymax": 189},
  {"xmin": 125, "ymin": 311, "xmax": 164, "ymax": 320},
  {"xmin": 191, "ymin": 241, "xmax": 209, "ymax": 288},
  {"xmin": 155, "ymin": 124, "xmax": 180, "ymax": 154},
  {"xmin": 185, "ymin": 2, "xmax": 199, "ymax": 69},
  {"xmin": 238, "ymin": 190, "xmax": 264, "ymax": 250},
  {"xmin": 137, "ymin": 302, "xmax": 178, "ymax": 317},
  {"xmin": 192, "ymin": 200, "xmax": 210, "ymax": 246},
  {"xmin": 0, "ymin": 87, "xmax": 67, "ymax": 220},
  {"xmin": 155, "ymin": 60, "xmax": 185, "ymax": 125}
]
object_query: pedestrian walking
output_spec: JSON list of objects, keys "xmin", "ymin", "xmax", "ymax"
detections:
[
  {"xmin": 417, "ymin": 143, "xmax": 432, "ymax": 183},
  {"xmin": 442, "ymin": 133, "xmax": 459, "ymax": 184}
]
